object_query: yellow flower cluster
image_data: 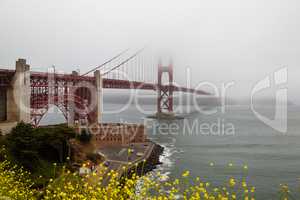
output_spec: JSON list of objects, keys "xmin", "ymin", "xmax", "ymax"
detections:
[
  {"xmin": 0, "ymin": 156, "xmax": 295, "ymax": 200},
  {"xmin": 43, "ymin": 168, "xmax": 258, "ymax": 200},
  {"xmin": 0, "ymin": 160, "xmax": 36, "ymax": 199}
]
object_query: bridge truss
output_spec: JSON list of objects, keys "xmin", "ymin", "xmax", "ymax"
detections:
[{"xmin": 0, "ymin": 48, "xmax": 209, "ymax": 126}]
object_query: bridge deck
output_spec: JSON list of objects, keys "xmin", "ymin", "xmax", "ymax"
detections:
[{"xmin": 0, "ymin": 69, "xmax": 209, "ymax": 94}]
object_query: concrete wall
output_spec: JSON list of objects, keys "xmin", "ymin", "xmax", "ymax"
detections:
[
  {"xmin": 94, "ymin": 70, "xmax": 103, "ymax": 124},
  {"xmin": 90, "ymin": 123, "xmax": 147, "ymax": 147},
  {"xmin": 0, "ymin": 59, "xmax": 30, "ymax": 134},
  {"xmin": 6, "ymin": 59, "xmax": 31, "ymax": 123},
  {"xmin": 0, "ymin": 88, "xmax": 6, "ymax": 121}
]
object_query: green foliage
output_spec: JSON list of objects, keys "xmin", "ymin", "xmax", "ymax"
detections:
[
  {"xmin": 77, "ymin": 129, "xmax": 91, "ymax": 143},
  {"xmin": 6, "ymin": 122, "xmax": 75, "ymax": 169},
  {"xmin": 3, "ymin": 122, "xmax": 76, "ymax": 186},
  {"xmin": 7, "ymin": 122, "xmax": 38, "ymax": 170}
]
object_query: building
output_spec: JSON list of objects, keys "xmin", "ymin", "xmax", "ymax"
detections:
[{"xmin": 89, "ymin": 123, "xmax": 147, "ymax": 146}]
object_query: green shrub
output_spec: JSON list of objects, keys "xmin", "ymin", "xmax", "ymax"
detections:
[
  {"xmin": 77, "ymin": 129, "xmax": 91, "ymax": 143},
  {"xmin": 1, "ymin": 122, "xmax": 77, "ymax": 187}
]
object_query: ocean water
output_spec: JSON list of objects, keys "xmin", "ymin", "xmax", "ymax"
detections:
[{"xmin": 43, "ymin": 104, "xmax": 300, "ymax": 199}]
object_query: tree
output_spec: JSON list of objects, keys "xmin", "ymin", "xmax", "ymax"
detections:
[
  {"xmin": 6, "ymin": 122, "xmax": 76, "ymax": 170},
  {"xmin": 77, "ymin": 129, "xmax": 91, "ymax": 143}
]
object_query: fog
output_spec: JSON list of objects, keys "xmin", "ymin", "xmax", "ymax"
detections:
[{"xmin": 0, "ymin": 0, "xmax": 299, "ymax": 104}]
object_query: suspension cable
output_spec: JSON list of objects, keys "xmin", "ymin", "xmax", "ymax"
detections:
[
  {"xmin": 103, "ymin": 47, "xmax": 146, "ymax": 76},
  {"xmin": 81, "ymin": 49, "xmax": 129, "ymax": 76}
]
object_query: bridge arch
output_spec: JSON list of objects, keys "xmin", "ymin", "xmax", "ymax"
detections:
[
  {"xmin": 35, "ymin": 104, "xmax": 68, "ymax": 126},
  {"xmin": 30, "ymin": 92, "xmax": 97, "ymax": 127}
]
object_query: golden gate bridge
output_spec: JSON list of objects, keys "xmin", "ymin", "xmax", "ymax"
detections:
[{"xmin": 0, "ymin": 48, "xmax": 209, "ymax": 127}]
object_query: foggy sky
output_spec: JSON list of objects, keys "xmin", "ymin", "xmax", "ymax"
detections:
[{"xmin": 0, "ymin": 0, "xmax": 299, "ymax": 103}]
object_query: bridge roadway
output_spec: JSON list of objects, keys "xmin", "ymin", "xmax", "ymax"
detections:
[{"xmin": 0, "ymin": 69, "xmax": 209, "ymax": 95}]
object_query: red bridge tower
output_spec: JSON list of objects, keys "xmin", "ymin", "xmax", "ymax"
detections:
[{"xmin": 157, "ymin": 61, "xmax": 174, "ymax": 115}]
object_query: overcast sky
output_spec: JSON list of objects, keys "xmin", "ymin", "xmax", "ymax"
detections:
[{"xmin": 0, "ymin": 0, "xmax": 299, "ymax": 103}]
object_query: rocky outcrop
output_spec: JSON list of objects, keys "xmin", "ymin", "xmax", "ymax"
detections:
[{"xmin": 123, "ymin": 142, "xmax": 164, "ymax": 179}]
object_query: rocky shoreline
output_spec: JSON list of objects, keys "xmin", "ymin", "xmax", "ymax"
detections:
[{"xmin": 122, "ymin": 141, "xmax": 164, "ymax": 179}]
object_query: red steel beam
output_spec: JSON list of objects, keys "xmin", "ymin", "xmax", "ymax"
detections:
[{"xmin": 1, "ymin": 70, "xmax": 209, "ymax": 94}]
